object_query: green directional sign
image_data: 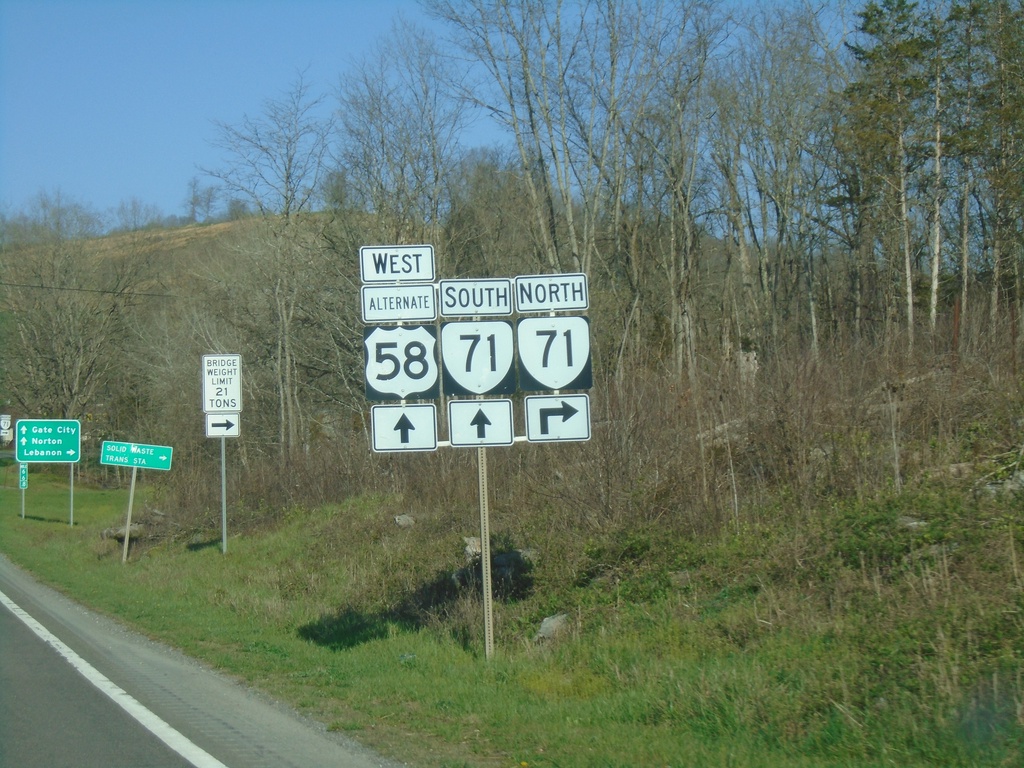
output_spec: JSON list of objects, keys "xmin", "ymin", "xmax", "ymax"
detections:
[
  {"xmin": 16, "ymin": 419, "xmax": 81, "ymax": 463},
  {"xmin": 100, "ymin": 440, "xmax": 174, "ymax": 471}
]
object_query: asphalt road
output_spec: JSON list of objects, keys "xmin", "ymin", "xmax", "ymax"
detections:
[{"xmin": 0, "ymin": 554, "xmax": 405, "ymax": 768}]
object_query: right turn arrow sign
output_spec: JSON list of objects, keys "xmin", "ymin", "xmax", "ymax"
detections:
[
  {"xmin": 524, "ymin": 395, "xmax": 590, "ymax": 443},
  {"xmin": 206, "ymin": 413, "xmax": 240, "ymax": 438}
]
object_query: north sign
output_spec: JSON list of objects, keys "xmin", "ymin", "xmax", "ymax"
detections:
[
  {"xmin": 100, "ymin": 441, "xmax": 174, "ymax": 471},
  {"xmin": 524, "ymin": 395, "xmax": 591, "ymax": 443},
  {"xmin": 517, "ymin": 316, "xmax": 593, "ymax": 391},
  {"xmin": 515, "ymin": 273, "xmax": 589, "ymax": 313},
  {"xmin": 364, "ymin": 325, "xmax": 439, "ymax": 400},
  {"xmin": 448, "ymin": 399, "xmax": 514, "ymax": 447},
  {"xmin": 360, "ymin": 245, "xmax": 435, "ymax": 284},
  {"xmin": 440, "ymin": 320, "xmax": 516, "ymax": 395},
  {"xmin": 361, "ymin": 284, "xmax": 437, "ymax": 323},
  {"xmin": 202, "ymin": 354, "xmax": 242, "ymax": 413},
  {"xmin": 16, "ymin": 419, "xmax": 81, "ymax": 463},
  {"xmin": 371, "ymin": 403, "xmax": 437, "ymax": 452},
  {"xmin": 439, "ymin": 278, "xmax": 513, "ymax": 317}
]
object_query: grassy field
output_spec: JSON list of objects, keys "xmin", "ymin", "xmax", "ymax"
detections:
[{"xmin": 1, "ymin": 467, "xmax": 1022, "ymax": 767}]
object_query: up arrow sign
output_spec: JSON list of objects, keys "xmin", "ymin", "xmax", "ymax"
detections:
[
  {"xmin": 394, "ymin": 414, "xmax": 415, "ymax": 443},
  {"xmin": 448, "ymin": 400, "xmax": 513, "ymax": 447},
  {"xmin": 469, "ymin": 408, "xmax": 492, "ymax": 439},
  {"xmin": 370, "ymin": 404, "xmax": 437, "ymax": 452}
]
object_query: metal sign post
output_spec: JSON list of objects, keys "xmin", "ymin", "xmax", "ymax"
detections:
[
  {"xmin": 359, "ymin": 244, "xmax": 594, "ymax": 661},
  {"xmin": 220, "ymin": 437, "xmax": 227, "ymax": 554},
  {"xmin": 19, "ymin": 463, "xmax": 27, "ymax": 519},
  {"xmin": 477, "ymin": 446, "xmax": 494, "ymax": 660},
  {"xmin": 202, "ymin": 355, "xmax": 242, "ymax": 554},
  {"xmin": 122, "ymin": 467, "xmax": 138, "ymax": 563},
  {"xmin": 16, "ymin": 419, "xmax": 81, "ymax": 525},
  {"xmin": 99, "ymin": 441, "xmax": 174, "ymax": 562}
]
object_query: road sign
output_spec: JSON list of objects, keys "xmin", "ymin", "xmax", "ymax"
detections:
[
  {"xmin": 439, "ymin": 278, "xmax": 513, "ymax": 317},
  {"xmin": 19, "ymin": 463, "xmax": 27, "ymax": 489},
  {"xmin": 440, "ymin": 320, "xmax": 516, "ymax": 395},
  {"xmin": 206, "ymin": 413, "xmax": 240, "ymax": 438},
  {"xmin": 100, "ymin": 441, "xmax": 174, "ymax": 471},
  {"xmin": 517, "ymin": 316, "xmax": 592, "ymax": 391},
  {"xmin": 360, "ymin": 245, "xmax": 435, "ymax": 283},
  {"xmin": 202, "ymin": 354, "xmax": 242, "ymax": 413},
  {"xmin": 0, "ymin": 414, "xmax": 11, "ymax": 445},
  {"xmin": 371, "ymin": 403, "xmax": 437, "ymax": 452},
  {"xmin": 361, "ymin": 284, "xmax": 437, "ymax": 323},
  {"xmin": 364, "ymin": 325, "xmax": 439, "ymax": 400},
  {"xmin": 16, "ymin": 419, "xmax": 81, "ymax": 463},
  {"xmin": 448, "ymin": 399, "xmax": 514, "ymax": 447},
  {"xmin": 515, "ymin": 273, "xmax": 589, "ymax": 313},
  {"xmin": 524, "ymin": 395, "xmax": 591, "ymax": 442}
]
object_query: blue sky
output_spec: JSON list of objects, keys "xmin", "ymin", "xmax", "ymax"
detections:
[{"xmin": 0, "ymin": 0, "xmax": 433, "ymax": 222}]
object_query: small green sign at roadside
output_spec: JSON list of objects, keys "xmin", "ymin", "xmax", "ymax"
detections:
[
  {"xmin": 19, "ymin": 463, "xmax": 27, "ymax": 489},
  {"xmin": 16, "ymin": 419, "xmax": 81, "ymax": 463},
  {"xmin": 100, "ymin": 441, "xmax": 173, "ymax": 471}
]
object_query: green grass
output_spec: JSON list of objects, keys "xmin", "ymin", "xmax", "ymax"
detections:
[{"xmin": 1, "ymin": 470, "xmax": 1022, "ymax": 767}]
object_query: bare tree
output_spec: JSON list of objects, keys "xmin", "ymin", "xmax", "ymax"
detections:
[
  {"xmin": 203, "ymin": 74, "xmax": 337, "ymax": 461},
  {"xmin": 336, "ymin": 16, "xmax": 466, "ymax": 248},
  {"xmin": 0, "ymin": 192, "xmax": 147, "ymax": 419}
]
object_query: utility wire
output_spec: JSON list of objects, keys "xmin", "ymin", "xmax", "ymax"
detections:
[{"xmin": 0, "ymin": 280, "xmax": 179, "ymax": 299}]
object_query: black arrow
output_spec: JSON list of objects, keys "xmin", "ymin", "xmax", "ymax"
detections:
[
  {"xmin": 394, "ymin": 414, "xmax": 415, "ymax": 443},
  {"xmin": 470, "ymin": 408, "xmax": 492, "ymax": 438},
  {"xmin": 539, "ymin": 400, "xmax": 578, "ymax": 434},
  {"xmin": 211, "ymin": 418, "xmax": 235, "ymax": 430}
]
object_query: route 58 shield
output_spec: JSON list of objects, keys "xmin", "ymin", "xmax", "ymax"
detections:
[{"xmin": 364, "ymin": 325, "xmax": 439, "ymax": 400}]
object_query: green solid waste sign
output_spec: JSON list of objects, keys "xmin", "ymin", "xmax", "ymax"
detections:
[{"xmin": 100, "ymin": 441, "xmax": 173, "ymax": 471}]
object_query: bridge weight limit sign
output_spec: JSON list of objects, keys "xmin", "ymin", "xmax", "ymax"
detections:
[{"xmin": 202, "ymin": 354, "xmax": 242, "ymax": 554}]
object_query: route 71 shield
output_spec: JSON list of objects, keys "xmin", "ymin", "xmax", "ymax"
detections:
[{"xmin": 440, "ymin": 320, "xmax": 516, "ymax": 395}]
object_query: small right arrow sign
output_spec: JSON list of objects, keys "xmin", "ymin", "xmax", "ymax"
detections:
[
  {"xmin": 206, "ymin": 413, "xmax": 240, "ymax": 438},
  {"xmin": 538, "ymin": 400, "xmax": 578, "ymax": 434},
  {"xmin": 524, "ymin": 395, "xmax": 590, "ymax": 443}
]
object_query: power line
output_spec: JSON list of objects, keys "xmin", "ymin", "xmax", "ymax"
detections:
[{"xmin": 0, "ymin": 280, "xmax": 179, "ymax": 299}]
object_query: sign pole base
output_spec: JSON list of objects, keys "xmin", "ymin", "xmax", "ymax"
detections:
[
  {"xmin": 477, "ymin": 446, "xmax": 494, "ymax": 660},
  {"xmin": 220, "ymin": 437, "xmax": 228, "ymax": 554},
  {"xmin": 122, "ymin": 467, "xmax": 138, "ymax": 564}
]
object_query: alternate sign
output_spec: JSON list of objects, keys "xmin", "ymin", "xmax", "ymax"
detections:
[
  {"xmin": 364, "ymin": 325, "xmax": 440, "ymax": 400},
  {"xmin": 440, "ymin": 320, "xmax": 516, "ymax": 395},
  {"xmin": 517, "ymin": 316, "xmax": 593, "ymax": 391},
  {"xmin": 439, "ymin": 278, "xmax": 513, "ymax": 317},
  {"xmin": 206, "ymin": 413, "xmax": 240, "ymax": 438},
  {"xmin": 371, "ymin": 403, "xmax": 437, "ymax": 452},
  {"xmin": 16, "ymin": 419, "xmax": 81, "ymax": 463},
  {"xmin": 515, "ymin": 273, "xmax": 589, "ymax": 313},
  {"xmin": 361, "ymin": 284, "xmax": 437, "ymax": 323},
  {"xmin": 448, "ymin": 399, "xmax": 514, "ymax": 447},
  {"xmin": 202, "ymin": 355, "xmax": 242, "ymax": 413},
  {"xmin": 360, "ymin": 245, "xmax": 435, "ymax": 284},
  {"xmin": 524, "ymin": 395, "xmax": 591, "ymax": 442},
  {"xmin": 100, "ymin": 441, "xmax": 173, "ymax": 471}
]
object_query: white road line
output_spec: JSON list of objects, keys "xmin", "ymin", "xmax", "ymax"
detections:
[{"xmin": 0, "ymin": 588, "xmax": 229, "ymax": 768}]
